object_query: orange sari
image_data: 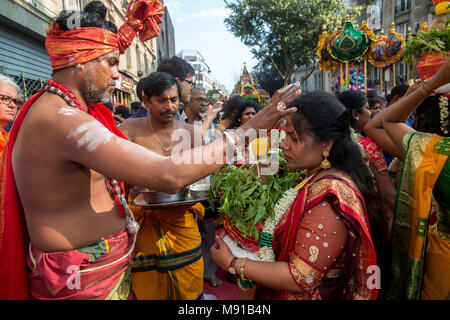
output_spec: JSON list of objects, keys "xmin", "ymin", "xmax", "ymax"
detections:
[{"xmin": 0, "ymin": 129, "xmax": 8, "ymax": 154}]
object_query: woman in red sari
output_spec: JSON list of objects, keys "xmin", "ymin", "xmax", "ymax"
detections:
[{"xmin": 211, "ymin": 92, "xmax": 390, "ymax": 300}]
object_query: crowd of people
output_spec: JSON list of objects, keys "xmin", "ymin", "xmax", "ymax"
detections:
[{"xmin": 0, "ymin": 1, "xmax": 448, "ymax": 301}]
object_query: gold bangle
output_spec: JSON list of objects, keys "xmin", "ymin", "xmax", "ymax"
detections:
[{"xmin": 240, "ymin": 257, "xmax": 249, "ymax": 281}]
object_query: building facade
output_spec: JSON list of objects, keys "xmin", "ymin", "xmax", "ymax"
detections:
[
  {"xmin": 0, "ymin": 0, "xmax": 159, "ymax": 106},
  {"xmin": 156, "ymin": 0, "xmax": 176, "ymax": 65},
  {"xmin": 178, "ymin": 50, "xmax": 229, "ymax": 97}
]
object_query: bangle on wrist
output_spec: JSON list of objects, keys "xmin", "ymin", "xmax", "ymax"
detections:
[
  {"xmin": 240, "ymin": 257, "xmax": 249, "ymax": 281},
  {"xmin": 421, "ymin": 81, "xmax": 434, "ymax": 95}
]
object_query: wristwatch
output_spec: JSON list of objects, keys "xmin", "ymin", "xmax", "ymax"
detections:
[{"xmin": 228, "ymin": 256, "xmax": 238, "ymax": 275}]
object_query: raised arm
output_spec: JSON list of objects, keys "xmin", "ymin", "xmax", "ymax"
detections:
[
  {"xmin": 363, "ymin": 106, "xmax": 404, "ymax": 159},
  {"xmin": 201, "ymin": 103, "xmax": 222, "ymax": 138},
  {"xmin": 52, "ymin": 83, "xmax": 301, "ymax": 193},
  {"xmin": 383, "ymin": 58, "xmax": 450, "ymax": 154}
]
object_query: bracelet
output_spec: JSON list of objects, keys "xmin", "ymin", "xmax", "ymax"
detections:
[
  {"xmin": 421, "ymin": 81, "xmax": 434, "ymax": 96},
  {"xmin": 240, "ymin": 257, "xmax": 249, "ymax": 281}
]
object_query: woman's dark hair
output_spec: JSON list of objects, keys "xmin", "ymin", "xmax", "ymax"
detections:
[
  {"xmin": 390, "ymin": 84, "xmax": 409, "ymax": 100},
  {"xmin": 288, "ymin": 91, "xmax": 390, "ymax": 298},
  {"xmin": 413, "ymin": 94, "xmax": 449, "ymax": 137},
  {"xmin": 142, "ymin": 72, "xmax": 181, "ymax": 99},
  {"xmin": 103, "ymin": 101, "xmax": 114, "ymax": 112},
  {"xmin": 114, "ymin": 105, "xmax": 130, "ymax": 118},
  {"xmin": 337, "ymin": 90, "xmax": 368, "ymax": 131},
  {"xmin": 223, "ymin": 94, "xmax": 245, "ymax": 121},
  {"xmin": 228, "ymin": 99, "xmax": 260, "ymax": 129},
  {"xmin": 157, "ymin": 56, "xmax": 195, "ymax": 81},
  {"xmin": 54, "ymin": 1, "xmax": 117, "ymax": 33}
]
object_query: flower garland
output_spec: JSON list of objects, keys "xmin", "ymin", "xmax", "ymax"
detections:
[
  {"xmin": 256, "ymin": 187, "xmax": 299, "ymax": 262},
  {"xmin": 439, "ymin": 95, "xmax": 449, "ymax": 135},
  {"xmin": 237, "ymin": 172, "xmax": 318, "ymax": 291},
  {"xmin": 350, "ymin": 127, "xmax": 367, "ymax": 163},
  {"xmin": 256, "ymin": 172, "xmax": 318, "ymax": 262}
]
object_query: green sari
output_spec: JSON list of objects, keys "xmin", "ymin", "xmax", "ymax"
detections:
[{"xmin": 388, "ymin": 131, "xmax": 450, "ymax": 300}]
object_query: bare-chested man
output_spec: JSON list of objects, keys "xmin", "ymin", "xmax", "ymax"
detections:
[
  {"xmin": 120, "ymin": 71, "xmax": 206, "ymax": 300},
  {"xmin": 0, "ymin": 1, "xmax": 300, "ymax": 300}
]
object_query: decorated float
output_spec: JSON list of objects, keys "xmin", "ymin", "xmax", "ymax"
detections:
[
  {"xmin": 232, "ymin": 63, "xmax": 269, "ymax": 105},
  {"xmin": 318, "ymin": 16, "xmax": 406, "ymax": 93},
  {"xmin": 402, "ymin": 0, "xmax": 449, "ymax": 82}
]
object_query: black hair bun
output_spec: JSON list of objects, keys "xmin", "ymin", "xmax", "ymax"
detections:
[{"xmin": 83, "ymin": 1, "xmax": 107, "ymax": 19}]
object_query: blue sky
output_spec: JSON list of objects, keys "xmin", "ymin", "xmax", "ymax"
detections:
[{"xmin": 164, "ymin": 0, "xmax": 258, "ymax": 92}]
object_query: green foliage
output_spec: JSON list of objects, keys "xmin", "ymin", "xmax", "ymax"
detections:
[
  {"xmin": 402, "ymin": 22, "xmax": 450, "ymax": 64},
  {"xmin": 207, "ymin": 154, "xmax": 302, "ymax": 241},
  {"xmin": 224, "ymin": 0, "xmax": 362, "ymax": 84},
  {"xmin": 242, "ymin": 93, "xmax": 267, "ymax": 106}
]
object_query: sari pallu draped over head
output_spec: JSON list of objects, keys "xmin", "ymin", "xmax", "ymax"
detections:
[{"xmin": 265, "ymin": 175, "xmax": 378, "ymax": 300}]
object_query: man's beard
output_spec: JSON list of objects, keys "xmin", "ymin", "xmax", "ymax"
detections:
[{"xmin": 80, "ymin": 69, "xmax": 113, "ymax": 106}]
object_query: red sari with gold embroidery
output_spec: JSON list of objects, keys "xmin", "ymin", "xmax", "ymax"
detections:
[{"xmin": 257, "ymin": 175, "xmax": 378, "ymax": 300}]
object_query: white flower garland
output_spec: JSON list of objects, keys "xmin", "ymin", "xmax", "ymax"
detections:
[
  {"xmin": 439, "ymin": 95, "xmax": 449, "ymax": 135},
  {"xmin": 255, "ymin": 173, "xmax": 317, "ymax": 262},
  {"xmin": 256, "ymin": 187, "xmax": 299, "ymax": 261}
]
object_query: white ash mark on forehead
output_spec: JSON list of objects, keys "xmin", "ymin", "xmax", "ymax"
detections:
[
  {"xmin": 57, "ymin": 106, "xmax": 80, "ymax": 116},
  {"xmin": 67, "ymin": 121, "xmax": 114, "ymax": 152}
]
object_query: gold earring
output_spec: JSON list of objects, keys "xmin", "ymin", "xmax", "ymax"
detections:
[{"xmin": 320, "ymin": 151, "xmax": 332, "ymax": 170}]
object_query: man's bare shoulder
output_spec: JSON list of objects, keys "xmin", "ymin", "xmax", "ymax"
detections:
[
  {"xmin": 174, "ymin": 119, "xmax": 196, "ymax": 132},
  {"xmin": 24, "ymin": 94, "xmax": 93, "ymax": 131},
  {"xmin": 119, "ymin": 117, "xmax": 145, "ymax": 139}
]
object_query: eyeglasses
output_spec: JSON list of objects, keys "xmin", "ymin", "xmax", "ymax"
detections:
[
  {"xmin": 183, "ymin": 79, "xmax": 195, "ymax": 88},
  {"xmin": 0, "ymin": 94, "xmax": 21, "ymax": 106},
  {"xmin": 192, "ymin": 97, "xmax": 209, "ymax": 104}
]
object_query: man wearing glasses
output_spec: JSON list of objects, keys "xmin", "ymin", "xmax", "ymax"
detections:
[
  {"xmin": 157, "ymin": 56, "xmax": 195, "ymax": 121},
  {"xmin": 0, "ymin": 75, "xmax": 22, "ymax": 154},
  {"xmin": 182, "ymin": 87, "xmax": 221, "ymax": 141}
]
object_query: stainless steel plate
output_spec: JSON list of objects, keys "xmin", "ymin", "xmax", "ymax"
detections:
[{"xmin": 141, "ymin": 188, "xmax": 188, "ymax": 204}]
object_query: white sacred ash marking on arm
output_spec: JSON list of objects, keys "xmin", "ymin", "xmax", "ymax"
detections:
[
  {"xmin": 67, "ymin": 121, "xmax": 115, "ymax": 152},
  {"xmin": 57, "ymin": 106, "xmax": 81, "ymax": 116}
]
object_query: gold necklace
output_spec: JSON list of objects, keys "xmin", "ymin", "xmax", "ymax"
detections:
[{"xmin": 147, "ymin": 115, "xmax": 174, "ymax": 152}]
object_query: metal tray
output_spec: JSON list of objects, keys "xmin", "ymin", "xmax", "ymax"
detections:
[{"xmin": 131, "ymin": 195, "xmax": 208, "ymax": 208}]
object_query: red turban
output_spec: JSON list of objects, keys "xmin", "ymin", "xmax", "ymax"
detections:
[{"xmin": 45, "ymin": 0, "xmax": 164, "ymax": 71}]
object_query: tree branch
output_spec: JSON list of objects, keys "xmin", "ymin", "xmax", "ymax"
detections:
[
  {"xmin": 300, "ymin": 61, "xmax": 317, "ymax": 86},
  {"xmin": 270, "ymin": 57, "xmax": 286, "ymax": 82}
]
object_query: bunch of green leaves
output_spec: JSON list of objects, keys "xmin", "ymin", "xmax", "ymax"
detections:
[
  {"xmin": 403, "ymin": 20, "xmax": 450, "ymax": 64},
  {"xmin": 207, "ymin": 154, "xmax": 302, "ymax": 241}
]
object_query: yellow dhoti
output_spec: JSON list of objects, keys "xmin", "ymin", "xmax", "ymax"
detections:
[{"xmin": 129, "ymin": 199, "xmax": 205, "ymax": 300}]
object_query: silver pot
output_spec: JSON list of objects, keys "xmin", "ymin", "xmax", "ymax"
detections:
[{"xmin": 142, "ymin": 188, "xmax": 188, "ymax": 204}]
